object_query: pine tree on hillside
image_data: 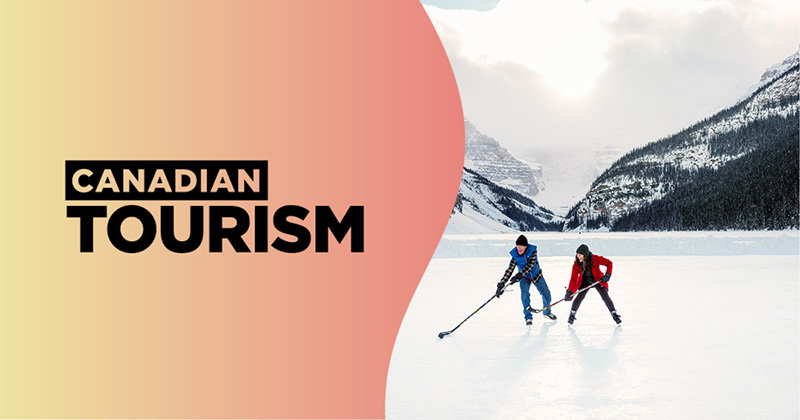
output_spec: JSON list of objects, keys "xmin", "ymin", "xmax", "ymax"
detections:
[{"xmin": 612, "ymin": 112, "xmax": 799, "ymax": 231}]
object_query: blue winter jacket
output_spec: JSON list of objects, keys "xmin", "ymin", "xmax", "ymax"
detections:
[{"xmin": 510, "ymin": 245, "xmax": 541, "ymax": 280}]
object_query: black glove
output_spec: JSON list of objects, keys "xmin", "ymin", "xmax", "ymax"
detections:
[
  {"xmin": 564, "ymin": 289, "xmax": 574, "ymax": 301},
  {"xmin": 495, "ymin": 281, "xmax": 506, "ymax": 297},
  {"xmin": 511, "ymin": 272, "xmax": 524, "ymax": 284},
  {"xmin": 601, "ymin": 273, "xmax": 610, "ymax": 283}
]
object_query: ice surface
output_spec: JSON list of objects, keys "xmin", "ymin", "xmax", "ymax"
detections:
[{"xmin": 387, "ymin": 231, "xmax": 799, "ymax": 419}]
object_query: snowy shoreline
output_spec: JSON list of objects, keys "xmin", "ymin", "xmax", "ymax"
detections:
[{"xmin": 433, "ymin": 230, "xmax": 799, "ymax": 258}]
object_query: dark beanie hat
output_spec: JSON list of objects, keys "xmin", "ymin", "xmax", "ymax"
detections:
[
  {"xmin": 576, "ymin": 244, "xmax": 590, "ymax": 256},
  {"xmin": 516, "ymin": 235, "xmax": 528, "ymax": 246}
]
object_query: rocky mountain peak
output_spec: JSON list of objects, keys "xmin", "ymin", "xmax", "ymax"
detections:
[{"xmin": 463, "ymin": 119, "xmax": 543, "ymax": 198}]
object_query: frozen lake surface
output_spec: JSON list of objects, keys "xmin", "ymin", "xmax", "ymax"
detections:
[{"xmin": 387, "ymin": 231, "xmax": 799, "ymax": 419}]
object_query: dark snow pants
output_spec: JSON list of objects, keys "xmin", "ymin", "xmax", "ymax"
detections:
[{"xmin": 570, "ymin": 282, "xmax": 616, "ymax": 314}]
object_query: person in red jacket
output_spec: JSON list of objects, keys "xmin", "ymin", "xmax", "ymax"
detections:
[{"xmin": 565, "ymin": 244, "xmax": 621, "ymax": 325}]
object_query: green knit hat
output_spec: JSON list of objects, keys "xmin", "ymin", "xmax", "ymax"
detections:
[{"xmin": 576, "ymin": 244, "xmax": 590, "ymax": 256}]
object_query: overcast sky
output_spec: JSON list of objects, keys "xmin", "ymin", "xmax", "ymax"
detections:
[{"xmin": 421, "ymin": 0, "xmax": 799, "ymax": 156}]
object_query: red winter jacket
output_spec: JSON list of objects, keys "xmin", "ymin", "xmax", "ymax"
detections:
[{"xmin": 568, "ymin": 254, "xmax": 613, "ymax": 292}]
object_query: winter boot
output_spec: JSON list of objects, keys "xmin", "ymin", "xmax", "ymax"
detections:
[
  {"xmin": 525, "ymin": 318, "xmax": 533, "ymax": 326},
  {"xmin": 543, "ymin": 312, "xmax": 557, "ymax": 321},
  {"xmin": 568, "ymin": 310, "xmax": 576, "ymax": 325},
  {"xmin": 611, "ymin": 311, "xmax": 622, "ymax": 325}
]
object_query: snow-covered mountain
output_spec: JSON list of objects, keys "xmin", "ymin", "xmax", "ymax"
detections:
[
  {"xmin": 564, "ymin": 50, "xmax": 799, "ymax": 231},
  {"xmin": 446, "ymin": 168, "xmax": 563, "ymax": 234},
  {"xmin": 445, "ymin": 120, "xmax": 558, "ymax": 234},
  {"xmin": 516, "ymin": 145, "xmax": 626, "ymax": 216},
  {"xmin": 741, "ymin": 49, "xmax": 800, "ymax": 100},
  {"xmin": 464, "ymin": 119, "xmax": 544, "ymax": 198}
]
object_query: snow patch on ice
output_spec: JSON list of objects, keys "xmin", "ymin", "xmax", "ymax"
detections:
[{"xmin": 433, "ymin": 230, "xmax": 799, "ymax": 258}]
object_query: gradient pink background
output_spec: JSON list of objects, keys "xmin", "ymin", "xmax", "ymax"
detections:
[{"xmin": 0, "ymin": 1, "xmax": 463, "ymax": 417}]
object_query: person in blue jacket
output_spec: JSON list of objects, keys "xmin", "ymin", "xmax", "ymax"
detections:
[{"xmin": 495, "ymin": 234, "xmax": 556, "ymax": 325}]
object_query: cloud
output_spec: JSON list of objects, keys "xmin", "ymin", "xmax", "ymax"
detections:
[
  {"xmin": 426, "ymin": 0, "xmax": 609, "ymax": 98},
  {"xmin": 424, "ymin": 0, "xmax": 800, "ymax": 153}
]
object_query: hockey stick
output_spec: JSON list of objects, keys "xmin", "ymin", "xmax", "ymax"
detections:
[
  {"xmin": 527, "ymin": 281, "xmax": 600, "ymax": 314},
  {"xmin": 438, "ymin": 281, "xmax": 515, "ymax": 339}
]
